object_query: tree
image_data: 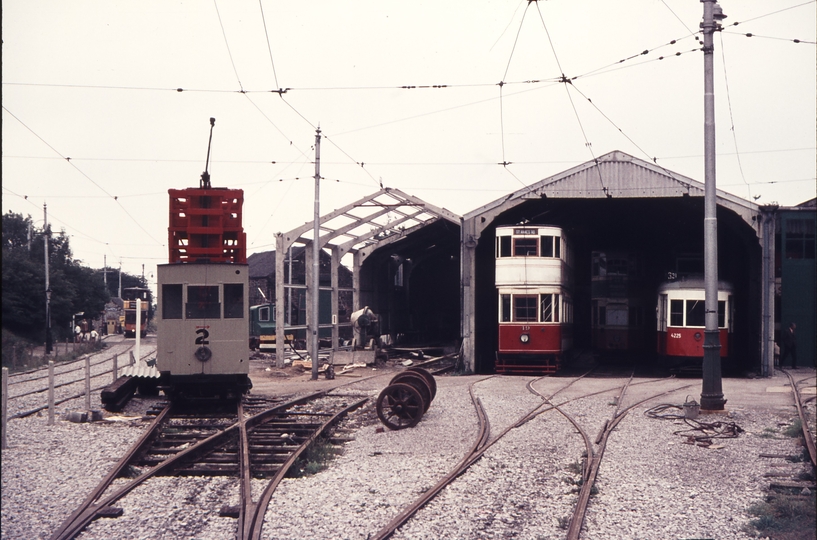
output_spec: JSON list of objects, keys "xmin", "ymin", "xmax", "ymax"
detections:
[{"xmin": 1, "ymin": 211, "xmax": 111, "ymax": 341}]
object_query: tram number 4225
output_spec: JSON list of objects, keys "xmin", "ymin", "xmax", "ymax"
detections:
[{"xmin": 670, "ymin": 332, "xmax": 682, "ymax": 339}]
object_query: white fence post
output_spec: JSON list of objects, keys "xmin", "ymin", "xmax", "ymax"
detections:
[
  {"xmin": 48, "ymin": 360, "xmax": 55, "ymax": 426},
  {"xmin": 85, "ymin": 356, "xmax": 91, "ymax": 411}
]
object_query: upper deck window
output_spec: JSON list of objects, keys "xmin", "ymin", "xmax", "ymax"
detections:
[
  {"xmin": 514, "ymin": 238, "xmax": 538, "ymax": 256},
  {"xmin": 497, "ymin": 236, "xmax": 512, "ymax": 258}
]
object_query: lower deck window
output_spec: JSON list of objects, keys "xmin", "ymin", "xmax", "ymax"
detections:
[
  {"xmin": 162, "ymin": 284, "xmax": 183, "ymax": 319},
  {"xmin": 223, "ymin": 283, "xmax": 244, "ymax": 319},
  {"xmin": 541, "ymin": 294, "xmax": 560, "ymax": 322},
  {"xmin": 670, "ymin": 298, "xmax": 727, "ymax": 328},
  {"xmin": 514, "ymin": 295, "xmax": 538, "ymax": 322}
]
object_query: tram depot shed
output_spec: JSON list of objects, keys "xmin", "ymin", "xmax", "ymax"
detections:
[{"xmin": 273, "ymin": 150, "xmax": 814, "ymax": 376}]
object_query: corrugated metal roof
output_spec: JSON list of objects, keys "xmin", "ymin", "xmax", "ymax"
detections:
[
  {"xmin": 464, "ymin": 150, "xmax": 758, "ymax": 227},
  {"xmin": 121, "ymin": 364, "xmax": 160, "ymax": 378}
]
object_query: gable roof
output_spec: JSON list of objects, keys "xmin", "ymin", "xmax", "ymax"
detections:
[{"xmin": 464, "ymin": 150, "xmax": 758, "ymax": 228}]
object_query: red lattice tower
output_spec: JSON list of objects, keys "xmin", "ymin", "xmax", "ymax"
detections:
[{"xmin": 167, "ymin": 187, "xmax": 246, "ymax": 264}]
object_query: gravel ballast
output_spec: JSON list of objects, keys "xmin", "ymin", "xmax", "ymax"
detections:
[{"xmin": 2, "ymin": 364, "xmax": 814, "ymax": 540}]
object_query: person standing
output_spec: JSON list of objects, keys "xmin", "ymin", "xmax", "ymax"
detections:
[{"xmin": 780, "ymin": 322, "xmax": 797, "ymax": 369}]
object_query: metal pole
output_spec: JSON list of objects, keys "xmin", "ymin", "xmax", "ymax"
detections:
[
  {"xmin": 44, "ymin": 203, "xmax": 52, "ymax": 355},
  {"xmin": 2, "ymin": 367, "xmax": 8, "ymax": 449},
  {"xmin": 135, "ymin": 298, "xmax": 142, "ymax": 364},
  {"xmin": 48, "ymin": 360, "xmax": 55, "ymax": 425},
  {"xmin": 311, "ymin": 128, "xmax": 321, "ymax": 380},
  {"xmin": 700, "ymin": 0, "xmax": 726, "ymax": 410},
  {"xmin": 113, "ymin": 354, "xmax": 119, "ymax": 383}
]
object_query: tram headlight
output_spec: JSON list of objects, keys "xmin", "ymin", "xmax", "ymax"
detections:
[
  {"xmin": 520, "ymin": 333, "xmax": 530, "ymax": 344},
  {"xmin": 694, "ymin": 332, "xmax": 702, "ymax": 341}
]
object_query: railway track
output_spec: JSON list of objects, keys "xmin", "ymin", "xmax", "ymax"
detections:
[
  {"xmin": 6, "ymin": 340, "xmax": 155, "ymax": 419},
  {"xmin": 48, "ymin": 390, "xmax": 368, "ymax": 540},
  {"xmin": 369, "ymin": 372, "xmax": 698, "ymax": 539},
  {"xmin": 781, "ymin": 368, "xmax": 817, "ymax": 468}
]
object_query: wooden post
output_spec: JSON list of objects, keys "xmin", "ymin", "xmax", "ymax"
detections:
[
  {"xmin": 12, "ymin": 345, "xmax": 17, "ymax": 371},
  {"xmin": 2, "ymin": 367, "xmax": 8, "ymax": 449},
  {"xmin": 48, "ymin": 360, "xmax": 55, "ymax": 425},
  {"xmin": 112, "ymin": 354, "xmax": 118, "ymax": 383},
  {"xmin": 85, "ymin": 356, "xmax": 91, "ymax": 411}
]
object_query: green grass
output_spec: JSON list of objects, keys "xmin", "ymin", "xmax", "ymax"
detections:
[
  {"xmin": 286, "ymin": 437, "xmax": 344, "ymax": 478},
  {"xmin": 745, "ymin": 493, "xmax": 817, "ymax": 540},
  {"xmin": 783, "ymin": 419, "xmax": 803, "ymax": 438}
]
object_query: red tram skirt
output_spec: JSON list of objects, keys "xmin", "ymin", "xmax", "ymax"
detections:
[{"xmin": 496, "ymin": 324, "xmax": 564, "ymax": 374}]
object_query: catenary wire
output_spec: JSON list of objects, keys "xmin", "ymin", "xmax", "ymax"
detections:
[
  {"xmin": 718, "ymin": 33, "xmax": 752, "ymax": 200},
  {"xmin": 2, "ymin": 106, "xmax": 164, "ymax": 248}
]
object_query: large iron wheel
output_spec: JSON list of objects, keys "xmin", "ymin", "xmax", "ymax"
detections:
[
  {"xmin": 405, "ymin": 367, "xmax": 436, "ymax": 401},
  {"xmin": 376, "ymin": 383, "xmax": 426, "ymax": 430},
  {"xmin": 389, "ymin": 372, "xmax": 433, "ymax": 412}
]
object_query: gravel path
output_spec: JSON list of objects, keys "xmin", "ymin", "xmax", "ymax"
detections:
[{"xmin": 2, "ymin": 366, "xmax": 813, "ymax": 540}]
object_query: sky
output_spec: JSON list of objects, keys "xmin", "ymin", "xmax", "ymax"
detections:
[{"xmin": 2, "ymin": 0, "xmax": 815, "ymax": 295}]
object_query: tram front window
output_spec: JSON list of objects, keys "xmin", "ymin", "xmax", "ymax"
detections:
[
  {"xmin": 514, "ymin": 238, "xmax": 538, "ymax": 257},
  {"xmin": 514, "ymin": 295, "xmax": 537, "ymax": 322},
  {"xmin": 685, "ymin": 300, "xmax": 705, "ymax": 327},
  {"xmin": 187, "ymin": 286, "xmax": 220, "ymax": 319}
]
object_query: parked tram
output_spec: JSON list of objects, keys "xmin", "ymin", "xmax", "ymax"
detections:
[
  {"xmin": 155, "ymin": 184, "xmax": 252, "ymax": 399},
  {"xmin": 590, "ymin": 251, "xmax": 648, "ymax": 354},
  {"xmin": 495, "ymin": 225, "xmax": 573, "ymax": 374},
  {"xmin": 656, "ymin": 278, "xmax": 734, "ymax": 366},
  {"xmin": 122, "ymin": 287, "xmax": 149, "ymax": 338}
]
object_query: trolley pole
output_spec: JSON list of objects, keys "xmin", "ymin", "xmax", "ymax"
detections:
[
  {"xmin": 700, "ymin": 0, "xmax": 726, "ymax": 411},
  {"xmin": 311, "ymin": 128, "xmax": 322, "ymax": 381}
]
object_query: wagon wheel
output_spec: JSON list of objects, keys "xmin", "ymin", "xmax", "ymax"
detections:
[
  {"xmin": 376, "ymin": 383, "xmax": 426, "ymax": 430},
  {"xmin": 405, "ymin": 367, "xmax": 436, "ymax": 401},
  {"xmin": 389, "ymin": 372, "xmax": 432, "ymax": 412}
]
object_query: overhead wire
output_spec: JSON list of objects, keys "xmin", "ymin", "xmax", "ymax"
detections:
[
  {"xmin": 498, "ymin": 0, "xmax": 533, "ymax": 170},
  {"xmin": 533, "ymin": 0, "xmax": 607, "ymax": 195},
  {"xmin": 2, "ymin": 2, "xmax": 811, "ymax": 217},
  {"xmin": 718, "ymin": 33, "xmax": 752, "ymax": 200},
  {"xmin": 2, "ymin": 105, "xmax": 164, "ymax": 248},
  {"xmin": 1, "ymin": 185, "xmax": 125, "ymax": 264},
  {"xmin": 257, "ymin": 0, "xmax": 280, "ymax": 90},
  {"xmin": 213, "ymin": 0, "xmax": 245, "ymax": 93}
]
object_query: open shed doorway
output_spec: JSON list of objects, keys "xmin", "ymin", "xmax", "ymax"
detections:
[
  {"xmin": 359, "ymin": 219, "xmax": 461, "ymax": 350},
  {"xmin": 472, "ymin": 197, "xmax": 761, "ymax": 374}
]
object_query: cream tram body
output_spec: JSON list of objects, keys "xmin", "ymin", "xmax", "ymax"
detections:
[
  {"xmin": 157, "ymin": 262, "xmax": 251, "ymax": 397},
  {"xmin": 495, "ymin": 225, "xmax": 573, "ymax": 374}
]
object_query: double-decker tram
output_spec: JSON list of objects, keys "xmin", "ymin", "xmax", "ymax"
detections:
[
  {"xmin": 656, "ymin": 278, "xmax": 734, "ymax": 368},
  {"xmin": 495, "ymin": 225, "xmax": 573, "ymax": 374},
  {"xmin": 122, "ymin": 287, "xmax": 149, "ymax": 338},
  {"xmin": 590, "ymin": 251, "xmax": 648, "ymax": 354}
]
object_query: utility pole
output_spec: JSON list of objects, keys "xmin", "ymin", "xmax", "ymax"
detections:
[
  {"xmin": 311, "ymin": 128, "xmax": 322, "ymax": 381},
  {"xmin": 103, "ymin": 255, "xmax": 108, "ymax": 286},
  {"xmin": 700, "ymin": 0, "xmax": 727, "ymax": 411},
  {"xmin": 118, "ymin": 263, "xmax": 122, "ymax": 298},
  {"xmin": 44, "ymin": 203, "xmax": 53, "ymax": 355}
]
